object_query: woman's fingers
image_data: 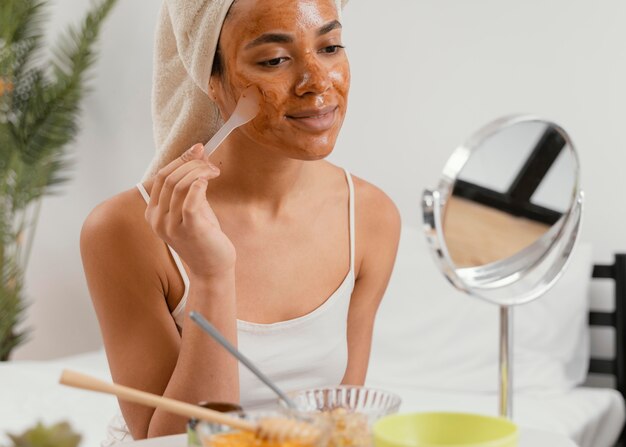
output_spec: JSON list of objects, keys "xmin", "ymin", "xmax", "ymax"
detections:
[
  {"xmin": 167, "ymin": 166, "xmax": 221, "ymax": 232},
  {"xmin": 143, "ymin": 143, "xmax": 235, "ymax": 276},
  {"xmin": 149, "ymin": 165, "xmax": 218, "ymax": 241},
  {"xmin": 157, "ymin": 160, "xmax": 217, "ymax": 218},
  {"xmin": 145, "ymin": 142, "xmax": 221, "ymax": 241},
  {"xmin": 149, "ymin": 143, "xmax": 203, "ymax": 210},
  {"xmin": 179, "ymin": 177, "xmax": 237, "ymax": 277},
  {"xmin": 182, "ymin": 177, "xmax": 218, "ymax": 230}
]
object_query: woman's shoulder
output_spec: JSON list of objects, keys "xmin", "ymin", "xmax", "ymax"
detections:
[
  {"xmin": 349, "ymin": 173, "xmax": 401, "ymax": 236},
  {"xmin": 81, "ymin": 187, "xmax": 148, "ymax": 241},
  {"xmin": 319, "ymin": 161, "xmax": 400, "ymax": 233},
  {"xmin": 342, "ymin": 170, "xmax": 401, "ymax": 284},
  {"xmin": 319, "ymin": 163, "xmax": 400, "ymax": 269},
  {"xmin": 80, "ymin": 186, "xmax": 162, "ymax": 267},
  {"xmin": 80, "ymin": 185, "xmax": 172, "ymax": 301}
]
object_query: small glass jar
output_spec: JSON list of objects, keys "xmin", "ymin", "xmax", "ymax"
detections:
[{"xmin": 187, "ymin": 402, "xmax": 243, "ymax": 447}]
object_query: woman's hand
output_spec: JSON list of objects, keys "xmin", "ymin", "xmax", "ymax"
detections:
[{"xmin": 145, "ymin": 143, "xmax": 235, "ymax": 279}]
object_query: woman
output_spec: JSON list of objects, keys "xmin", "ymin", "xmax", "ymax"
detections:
[{"xmin": 81, "ymin": 0, "xmax": 400, "ymax": 441}]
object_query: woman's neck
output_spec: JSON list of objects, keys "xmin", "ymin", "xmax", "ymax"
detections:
[{"xmin": 207, "ymin": 131, "xmax": 319, "ymax": 216}]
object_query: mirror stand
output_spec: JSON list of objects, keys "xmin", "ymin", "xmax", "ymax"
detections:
[{"xmin": 499, "ymin": 305, "xmax": 513, "ymax": 418}]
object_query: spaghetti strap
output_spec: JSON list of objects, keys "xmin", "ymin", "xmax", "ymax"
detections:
[
  {"xmin": 136, "ymin": 183, "xmax": 150, "ymax": 204},
  {"xmin": 343, "ymin": 170, "xmax": 355, "ymax": 273},
  {"xmin": 135, "ymin": 183, "xmax": 190, "ymax": 318}
]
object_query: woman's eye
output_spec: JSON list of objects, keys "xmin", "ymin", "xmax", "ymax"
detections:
[
  {"xmin": 259, "ymin": 57, "xmax": 289, "ymax": 67},
  {"xmin": 320, "ymin": 45, "xmax": 345, "ymax": 54}
]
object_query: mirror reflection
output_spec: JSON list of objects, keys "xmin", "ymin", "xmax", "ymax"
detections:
[{"xmin": 443, "ymin": 121, "xmax": 576, "ymax": 268}]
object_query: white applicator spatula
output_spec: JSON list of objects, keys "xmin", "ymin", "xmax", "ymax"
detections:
[{"xmin": 203, "ymin": 85, "xmax": 262, "ymax": 156}]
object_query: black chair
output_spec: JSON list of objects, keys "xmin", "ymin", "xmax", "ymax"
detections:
[{"xmin": 589, "ymin": 254, "xmax": 626, "ymax": 447}]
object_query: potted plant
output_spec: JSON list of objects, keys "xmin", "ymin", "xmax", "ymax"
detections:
[{"xmin": 0, "ymin": 0, "xmax": 117, "ymax": 360}]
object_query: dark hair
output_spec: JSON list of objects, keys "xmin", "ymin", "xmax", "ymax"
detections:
[
  {"xmin": 211, "ymin": 50, "xmax": 223, "ymax": 77},
  {"xmin": 211, "ymin": 0, "xmax": 239, "ymax": 78}
]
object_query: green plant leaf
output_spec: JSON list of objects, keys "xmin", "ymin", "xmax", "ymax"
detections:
[
  {"xmin": 0, "ymin": 0, "xmax": 118, "ymax": 358},
  {"xmin": 7, "ymin": 421, "xmax": 81, "ymax": 447}
]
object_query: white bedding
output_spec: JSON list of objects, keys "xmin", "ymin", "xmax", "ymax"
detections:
[{"xmin": 0, "ymin": 349, "xmax": 623, "ymax": 447}]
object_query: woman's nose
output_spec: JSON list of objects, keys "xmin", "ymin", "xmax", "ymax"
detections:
[{"xmin": 294, "ymin": 55, "xmax": 331, "ymax": 96}]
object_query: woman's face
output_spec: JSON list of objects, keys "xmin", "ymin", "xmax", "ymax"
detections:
[{"xmin": 211, "ymin": 0, "xmax": 350, "ymax": 160}]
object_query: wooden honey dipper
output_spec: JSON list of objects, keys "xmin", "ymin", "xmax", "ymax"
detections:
[{"xmin": 59, "ymin": 369, "xmax": 321, "ymax": 444}]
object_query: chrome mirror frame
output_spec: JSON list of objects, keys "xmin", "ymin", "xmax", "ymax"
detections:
[{"xmin": 421, "ymin": 115, "xmax": 584, "ymax": 418}]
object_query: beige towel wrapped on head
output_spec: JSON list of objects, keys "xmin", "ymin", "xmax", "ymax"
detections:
[
  {"xmin": 144, "ymin": 0, "xmax": 349, "ymax": 180},
  {"xmin": 144, "ymin": 0, "xmax": 233, "ymax": 180}
]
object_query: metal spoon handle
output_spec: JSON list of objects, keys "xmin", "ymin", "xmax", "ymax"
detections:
[{"xmin": 190, "ymin": 311, "xmax": 297, "ymax": 410}]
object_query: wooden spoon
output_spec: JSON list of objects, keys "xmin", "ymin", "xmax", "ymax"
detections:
[{"xmin": 59, "ymin": 369, "xmax": 319, "ymax": 444}]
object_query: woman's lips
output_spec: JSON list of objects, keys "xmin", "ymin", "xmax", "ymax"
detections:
[{"xmin": 285, "ymin": 106, "xmax": 338, "ymax": 132}]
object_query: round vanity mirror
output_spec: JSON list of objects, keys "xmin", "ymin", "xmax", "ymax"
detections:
[
  {"xmin": 422, "ymin": 115, "xmax": 583, "ymax": 306},
  {"xmin": 421, "ymin": 115, "xmax": 584, "ymax": 417}
]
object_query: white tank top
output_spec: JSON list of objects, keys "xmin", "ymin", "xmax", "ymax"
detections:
[
  {"xmin": 134, "ymin": 169, "xmax": 355, "ymax": 409},
  {"xmin": 103, "ymin": 170, "xmax": 355, "ymax": 445}
]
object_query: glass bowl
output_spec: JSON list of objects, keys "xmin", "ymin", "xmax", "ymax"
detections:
[
  {"xmin": 282, "ymin": 386, "xmax": 402, "ymax": 425},
  {"xmin": 280, "ymin": 386, "xmax": 402, "ymax": 447}
]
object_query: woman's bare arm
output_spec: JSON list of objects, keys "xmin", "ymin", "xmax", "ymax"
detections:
[
  {"xmin": 81, "ymin": 146, "xmax": 240, "ymax": 439},
  {"xmin": 341, "ymin": 179, "xmax": 401, "ymax": 385}
]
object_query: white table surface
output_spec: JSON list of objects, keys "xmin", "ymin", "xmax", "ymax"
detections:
[{"xmin": 122, "ymin": 427, "xmax": 579, "ymax": 446}]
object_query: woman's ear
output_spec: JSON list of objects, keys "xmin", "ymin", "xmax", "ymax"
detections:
[{"xmin": 207, "ymin": 79, "xmax": 218, "ymax": 102}]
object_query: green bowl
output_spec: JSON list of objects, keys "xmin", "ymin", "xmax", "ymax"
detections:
[{"xmin": 373, "ymin": 412, "xmax": 518, "ymax": 447}]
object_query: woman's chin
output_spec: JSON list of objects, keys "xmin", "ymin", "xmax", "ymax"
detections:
[
  {"xmin": 302, "ymin": 151, "xmax": 333, "ymax": 161},
  {"xmin": 257, "ymin": 134, "xmax": 337, "ymax": 161},
  {"xmin": 288, "ymin": 143, "xmax": 336, "ymax": 161}
]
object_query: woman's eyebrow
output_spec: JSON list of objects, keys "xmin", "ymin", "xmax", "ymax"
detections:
[
  {"xmin": 245, "ymin": 33, "xmax": 293, "ymax": 49},
  {"xmin": 244, "ymin": 20, "xmax": 343, "ymax": 50},
  {"xmin": 318, "ymin": 20, "xmax": 342, "ymax": 36}
]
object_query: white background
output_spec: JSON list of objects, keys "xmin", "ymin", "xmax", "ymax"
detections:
[{"xmin": 13, "ymin": 0, "xmax": 626, "ymax": 359}]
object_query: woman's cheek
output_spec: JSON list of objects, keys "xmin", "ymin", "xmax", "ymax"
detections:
[
  {"xmin": 242, "ymin": 102, "xmax": 287, "ymax": 148},
  {"xmin": 330, "ymin": 65, "xmax": 350, "ymax": 101},
  {"xmin": 249, "ymin": 85, "xmax": 288, "ymax": 133}
]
